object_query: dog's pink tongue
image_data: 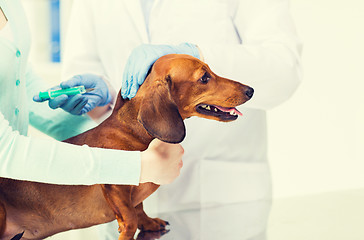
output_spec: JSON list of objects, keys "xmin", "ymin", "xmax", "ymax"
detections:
[{"xmin": 215, "ymin": 106, "xmax": 243, "ymax": 116}]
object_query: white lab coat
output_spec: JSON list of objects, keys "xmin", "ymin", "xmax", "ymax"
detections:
[{"xmin": 63, "ymin": 0, "xmax": 301, "ymax": 213}]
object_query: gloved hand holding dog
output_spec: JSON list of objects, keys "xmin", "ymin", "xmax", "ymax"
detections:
[{"xmin": 121, "ymin": 43, "xmax": 200, "ymax": 99}]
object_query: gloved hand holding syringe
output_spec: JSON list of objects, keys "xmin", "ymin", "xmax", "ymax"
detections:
[{"xmin": 33, "ymin": 74, "xmax": 112, "ymax": 115}]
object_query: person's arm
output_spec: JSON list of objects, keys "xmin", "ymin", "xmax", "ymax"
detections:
[
  {"xmin": 197, "ymin": 0, "xmax": 302, "ymax": 110},
  {"xmin": 61, "ymin": 0, "xmax": 115, "ymax": 120},
  {"xmin": 61, "ymin": 0, "xmax": 106, "ymax": 81},
  {"xmin": 1, "ymin": 110, "xmax": 184, "ymax": 185},
  {"xmin": 8, "ymin": 65, "xmax": 139, "ymax": 185},
  {"xmin": 26, "ymin": 65, "xmax": 98, "ymax": 140},
  {"xmin": 0, "ymin": 111, "xmax": 140, "ymax": 185}
]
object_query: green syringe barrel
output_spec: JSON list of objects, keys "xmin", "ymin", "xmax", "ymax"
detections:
[{"xmin": 38, "ymin": 86, "xmax": 86, "ymax": 101}]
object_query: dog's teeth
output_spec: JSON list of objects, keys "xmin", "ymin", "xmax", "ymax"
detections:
[
  {"xmin": 201, "ymin": 104, "xmax": 207, "ymax": 108},
  {"xmin": 206, "ymin": 106, "xmax": 211, "ymax": 110},
  {"xmin": 214, "ymin": 108, "xmax": 218, "ymax": 112},
  {"xmin": 230, "ymin": 111, "xmax": 237, "ymax": 116}
]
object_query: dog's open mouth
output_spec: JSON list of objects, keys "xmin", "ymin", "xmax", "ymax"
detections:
[{"xmin": 196, "ymin": 104, "xmax": 242, "ymax": 121}]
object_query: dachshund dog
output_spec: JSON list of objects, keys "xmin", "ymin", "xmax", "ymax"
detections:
[{"xmin": 0, "ymin": 54, "xmax": 254, "ymax": 240}]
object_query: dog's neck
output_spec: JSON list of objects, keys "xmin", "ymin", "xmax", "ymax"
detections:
[
  {"xmin": 101, "ymin": 94, "xmax": 154, "ymax": 151},
  {"xmin": 67, "ymin": 93, "xmax": 154, "ymax": 151}
]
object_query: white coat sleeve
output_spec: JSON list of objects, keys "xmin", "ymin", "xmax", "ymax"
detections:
[
  {"xmin": 61, "ymin": 0, "xmax": 106, "ymax": 81},
  {"xmin": 197, "ymin": 0, "xmax": 302, "ymax": 110},
  {"xmin": 0, "ymin": 112, "xmax": 141, "ymax": 185}
]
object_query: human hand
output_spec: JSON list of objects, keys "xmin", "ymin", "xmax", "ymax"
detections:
[
  {"xmin": 140, "ymin": 139, "xmax": 184, "ymax": 185},
  {"xmin": 33, "ymin": 74, "xmax": 111, "ymax": 115},
  {"xmin": 122, "ymin": 43, "xmax": 200, "ymax": 99}
]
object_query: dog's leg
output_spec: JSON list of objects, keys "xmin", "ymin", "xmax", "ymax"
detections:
[
  {"xmin": 0, "ymin": 202, "xmax": 5, "ymax": 237},
  {"xmin": 136, "ymin": 202, "xmax": 169, "ymax": 232},
  {"xmin": 101, "ymin": 185, "xmax": 138, "ymax": 240},
  {"xmin": 129, "ymin": 183, "xmax": 168, "ymax": 232}
]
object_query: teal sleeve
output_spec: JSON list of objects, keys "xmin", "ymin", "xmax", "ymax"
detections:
[
  {"xmin": 0, "ymin": 112, "xmax": 141, "ymax": 185},
  {"xmin": 10, "ymin": 66, "xmax": 142, "ymax": 185},
  {"xmin": 25, "ymin": 65, "xmax": 97, "ymax": 141}
]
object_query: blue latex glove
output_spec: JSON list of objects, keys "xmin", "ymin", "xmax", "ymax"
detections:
[
  {"xmin": 122, "ymin": 43, "xmax": 200, "ymax": 99},
  {"xmin": 33, "ymin": 74, "xmax": 111, "ymax": 115}
]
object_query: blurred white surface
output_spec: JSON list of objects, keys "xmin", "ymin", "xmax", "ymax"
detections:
[
  {"xmin": 45, "ymin": 189, "xmax": 364, "ymax": 240},
  {"xmin": 268, "ymin": 189, "xmax": 364, "ymax": 240}
]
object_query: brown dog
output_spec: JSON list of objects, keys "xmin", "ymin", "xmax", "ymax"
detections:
[{"xmin": 0, "ymin": 54, "xmax": 253, "ymax": 240}]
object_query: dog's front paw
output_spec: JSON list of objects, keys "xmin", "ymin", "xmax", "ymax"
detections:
[{"xmin": 138, "ymin": 216, "xmax": 169, "ymax": 232}]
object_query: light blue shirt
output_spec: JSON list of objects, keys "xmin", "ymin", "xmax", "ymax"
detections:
[{"xmin": 0, "ymin": 0, "xmax": 141, "ymax": 185}]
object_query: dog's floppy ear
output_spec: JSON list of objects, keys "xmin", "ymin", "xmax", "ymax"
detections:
[{"xmin": 138, "ymin": 76, "xmax": 186, "ymax": 144}]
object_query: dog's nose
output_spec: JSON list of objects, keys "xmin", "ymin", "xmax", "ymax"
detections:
[{"xmin": 245, "ymin": 87, "xmax": 254, "ymax": 99}]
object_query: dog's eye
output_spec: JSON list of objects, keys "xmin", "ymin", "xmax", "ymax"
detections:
[{"xmin": 199, "ymin": 72, "xmax": 211, "ymax": 84}]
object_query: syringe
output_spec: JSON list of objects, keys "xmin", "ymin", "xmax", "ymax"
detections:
[{"xmin": 38, "ymin": 86, "xmax": 95, "ymax": 101}]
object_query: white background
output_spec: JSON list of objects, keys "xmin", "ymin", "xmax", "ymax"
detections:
[{"xmin": 268, "ymin": 0, "xmax": 364, "ymax": 198}]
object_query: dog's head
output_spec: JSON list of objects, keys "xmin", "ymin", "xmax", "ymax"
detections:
[{"xmin": 135, "ymin": 54, "xmax": 254, "ymax": 144}]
